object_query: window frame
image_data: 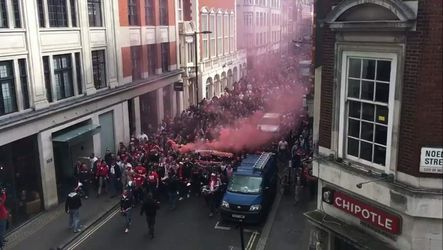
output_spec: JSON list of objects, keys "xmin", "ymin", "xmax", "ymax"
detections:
[
  {"xmin": 177, "ymin": 0, "xmax": 183, "ymax": 22},
  {"xmin": 18, "ymin": 59, "xmax": 29, "ymax": 109},
  {"xmin": 128, "ymin": 0, "xmax": 138, "ymax": 26},
  {"xmin": 91, "ymin": 49, "xmax": 107, "ymax": 90},
  {"xmin": 0, "ymin": 0, "xmax": 7, "ymax": 28},
  {"xmin": 223, "ymin": 13, "xmax": 229, "ymax": 54},
  {"xmin": 88, "ymin": 0, "xmax": 103, "ymax": 27},
  {"xmin": 338, "ymin": 51, "xmax": 398, "ymax": 171},
  {"xmin": 12, "ymin": 0, "xmax": 21, "ymax": 28},
  {"xmin": 0, "ymin": 60, "xmax": 17, "ymax": 116},
  {"xmin": 47, "ymin": 0, "xmax": 68, "ymax": 27},
  {"xmin": 159, "ymin": 0, "xmax": 168, "ymax": 26},
  {"xmin": 209, "ymin": 13, "xmax": 215, "ymax": 58},
  {"xmin": 229, "ymin": 13, "xmax": 234, "ymax": 52},
  {"xmin": 160, "ymin": 42, "xmax": 170, "ymax": 72},
  {"xmin": 216, "ymin": 13, "xmax": 222, "ymax": 56},
  {"xmin": 131, "ymin": 46, "xmax": 142, "ymax": 80},
  {"xmin": 145, "ymin": 0, "xmax": 154, "ymax": 26},
  {"xmin": 201, "ymin": 13, "xmax": 209, "ymax": 59},
  {"xmin": 52, "ymin": 54, "xmax": 74, "ymax": 100},
  {"xmin": 147, "ymin": 44, "xmax": 156, "ymax": 75}
]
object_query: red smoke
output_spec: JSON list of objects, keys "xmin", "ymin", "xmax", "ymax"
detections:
[{"xmin": 173, "ymin": 81, "xmax": 307, "ymax": 153}]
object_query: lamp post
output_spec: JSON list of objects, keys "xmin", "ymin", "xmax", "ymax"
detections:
[{"xmin": 188, "ymin": 30, "xmax": 211, "ymax": 107}]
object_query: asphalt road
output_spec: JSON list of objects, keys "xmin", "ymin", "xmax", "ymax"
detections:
[{"xmin": 70, "ymin": 195, "xmax": 259, "ymax": 250}]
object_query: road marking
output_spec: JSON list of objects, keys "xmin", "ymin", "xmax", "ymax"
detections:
[
  {"xmin": 246, "ymin": 231, "xmax": 260, "ymax": 250},
  {"xmin": 66, "ymin": 208, "xmax": 120, "ymax": 250},
  {"xmin": 214, "ymin": 221, "xmax": 232, "ymax": 230},
  {"xmin": 255, "ymin": 190, "xmax": 283, "ymax": 250},
  {"xmin": 214, "ymin": 221, "xmax": 260, "ymax": 234}
]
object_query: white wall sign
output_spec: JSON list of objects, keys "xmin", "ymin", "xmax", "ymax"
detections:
[{"xmin": 420, "ymin": 147, "xmax": 443, "ymax": 174}]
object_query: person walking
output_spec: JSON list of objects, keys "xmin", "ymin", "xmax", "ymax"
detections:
[
  {"xmin": 109, "ymin": 161, "xmax": 122, "ymax": 198},
  {"xmin": 0, "ymin": 188, "xmax": 9, "ymax": 249},
  {"xmin": 95, "ymin": 159, "xmax": 109, "ymax": 197},
  {"xmin": 166, "ymin": 170, "xmax": 179, "ymax": 210},
  {"xmin": 65, "ymin": 184, "xmax": 82, "ymax": 233},
  {"xmin": 140, "ymin": 193, "xmax": 158, "ymax": 239},
  {"xmin": 120, "ymin": 190, "xmax": 134, "ymax": 233},
  {"xmin": 77, "ymin": 163, "xmax": 91, "ymax": 199}
]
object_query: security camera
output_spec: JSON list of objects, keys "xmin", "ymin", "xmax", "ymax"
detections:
[{"xmin": 356, "ymin": 183, "xmax": 362, "ymax": 189}]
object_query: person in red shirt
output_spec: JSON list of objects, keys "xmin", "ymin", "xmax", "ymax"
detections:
[
  {"xmin": 133, "ymin": 165, "xmax": 147, "ymax": 203},
  {"xmin": 95, "ymin": 159, "xmax": 109, "ymax": 197},
  {"xmin": 0, "ymin": 189, "xmax": 9, "ymax": 248}
]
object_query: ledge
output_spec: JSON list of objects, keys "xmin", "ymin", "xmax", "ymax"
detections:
[
  {"xmin": 0, "ymin": 70, "xmax": 183, "ymax": 130},
  {"xmin": 313, "ymin": 156, "xmax": 443, "ymax": 219}
]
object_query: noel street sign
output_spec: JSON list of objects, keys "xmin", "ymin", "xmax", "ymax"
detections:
[
  {"xmin": 322, "ymin": 188, "xmax": 402, "ymax": 235},
  {"xmin": 420, "ymin": 147, "xmax": 443, "ymax": 174}
]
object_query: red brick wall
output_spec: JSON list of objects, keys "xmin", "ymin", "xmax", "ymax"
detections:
[
  {"xmin": 122, "ymin": 47, "xmax": 132, "ymax": 77},
  {"xmin": 397, "ymin": 0, "xmax": 443, "ymax": 177},
  {"xmin": 119, "ymin": 0, "xmax": 177, "ymax": 26},
  {"xmin": 169, "ymin": 41, "xmax": 177, "ymax": 65},
  {"xmin": 316, "ymin": 0, "xmax": 443, "ymax": 177},
  {"xmin": 119, "ymin": 0, "xmax": 129, "ymax": 26},
  {"xmin": 317, "ymin": 0, "xmax": 337, "ymax": 149}
]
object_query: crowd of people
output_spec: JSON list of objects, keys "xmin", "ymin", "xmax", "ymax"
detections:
[{"xmin": 67, "ymin": 52, "xmax": 314, "ymax": 236}]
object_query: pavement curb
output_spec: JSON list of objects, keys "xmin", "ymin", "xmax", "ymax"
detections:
[
  {"xmin": 56, "ymin": 201, "xmax": 120, "ymax": 250},
  {"xmin": 255, "ymin": 186, "xmax": 283, "ymax": 250}
]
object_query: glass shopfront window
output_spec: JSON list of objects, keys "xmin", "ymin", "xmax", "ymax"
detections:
[{"xmin": 0, "ymin": 136, "xmax": 43, "ymax": 230}]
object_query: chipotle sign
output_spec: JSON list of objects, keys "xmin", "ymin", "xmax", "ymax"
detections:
[{"xmin": 322, "ymin": 188, "xmax": 402, "ymax": 235}]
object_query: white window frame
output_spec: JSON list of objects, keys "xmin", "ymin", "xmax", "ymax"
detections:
[
  {"xmin": 223, "ymin": 13, "xmax": 229, "ymax": 55},
  {"xmin": 209, "ymin": 13, "xmax": 215, "ymax": 58},
  {"xmin": 229, "ymin": 13, "xmax": 234, "ymax": 52},
  {"xmin": 338, "ymin": 51, "xmax": 397, "ymax": 172},
  {"xmin": 217, "ymin": 12, "xmax": 223, "ymax": 56},
  {"xmin": 201, "ymin": 13, "xmax": 209, "ymax": 59},
  {"xmin": 177, "ymin": 0, "xmax": 183, "ymax": 22}
]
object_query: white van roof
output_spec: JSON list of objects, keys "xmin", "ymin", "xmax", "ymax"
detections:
[{"xmin": 262, "ymin": 113, "xmax": 281, "ymax": 119}]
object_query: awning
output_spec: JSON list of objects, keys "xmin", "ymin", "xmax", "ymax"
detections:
[
  {"xmin": 52, "ymin": 124, "xmax": 101, "ymax": 143},
  {"xmin": 304, "ymin": 210, "xmax": 396, "ymax": 250}
]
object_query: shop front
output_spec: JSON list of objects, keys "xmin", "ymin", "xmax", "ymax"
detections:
[
  {"xmin": 52, "ymin": 121, "xmax": 100, "ymax": 201},
  {"xmin": 305, "ymin": 186, "xmax": 402, "ymax": 250},
  {"xmin": 0, "ymin": 136, "xmax": 43, "ymax": 229}
]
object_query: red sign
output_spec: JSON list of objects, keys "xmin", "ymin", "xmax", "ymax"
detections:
[{"xmin": 323, "ymin": 188, "xmax": 402, "ymax": 235}]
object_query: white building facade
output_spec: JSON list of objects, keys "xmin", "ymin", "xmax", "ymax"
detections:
[
  {"xmin": 178, "ymin": 0, "xmax": 247, "ymax": 106},
  {"xmin": 0, "ymin": 0, "xmax": 182, "ymax": 228},
  {"xmin": 237, "ymin": 0, "xmax": 282, "ymax": 68}
]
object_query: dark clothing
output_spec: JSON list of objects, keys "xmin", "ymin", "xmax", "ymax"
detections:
[
  {"xmin": 140, "ymin": 197, "xmax": 158, "ymax": 217},
  {"xmin": 65, "ymin": 192, "xmax": 82, "ymax": 212},
  {"xmin": 140, "ymin": 197, "xmax": 158, "ymax": 238},
  {"xmin": 167, "ymin": 176, "xmax": 179, "ymax": 193},
  {"xmin": 105, "ymin": 153, "xmax": 114, "ymax": 166},
  {"xmin": 120, "ymin": 195, "xmax": 134, "ymax": 211}
]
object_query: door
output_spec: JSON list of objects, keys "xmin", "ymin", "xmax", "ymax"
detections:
[{"xmin": 99, "ymin": 112, "xmax": 115, "ymax": 157}]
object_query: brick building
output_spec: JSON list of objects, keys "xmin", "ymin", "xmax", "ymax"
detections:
[
  {"xmin": 0, "ymin": 0, "xmax": 182, "ymax": 229},
  {"xmin": 118, "ymin": 0, "xmax": 183, "ymax": 133},
  {"xmin": 178, "ymin": 0, "xmax": 247, "ymax": 105},
  {"xmin": 306, "ymin": 0, "xmax": 442, "ymax": 249}
]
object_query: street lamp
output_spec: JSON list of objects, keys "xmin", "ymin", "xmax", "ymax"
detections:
[{"xmin": 186, "ymin": 30, "xmax": 212, "ymax": 107}]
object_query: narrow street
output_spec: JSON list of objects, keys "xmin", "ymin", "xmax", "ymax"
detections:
[{"xmin": 68, "ymin": 188, "xmax": 316, "ymax": 250}]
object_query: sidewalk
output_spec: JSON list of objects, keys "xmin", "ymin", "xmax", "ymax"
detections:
[
  {"xmin": 5, "ymin": 193, "xmax": 119, "ymax": 250},
  {"xmin": 263, "ymin": 187, "xmax": 317, "ymax": 250}
]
